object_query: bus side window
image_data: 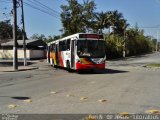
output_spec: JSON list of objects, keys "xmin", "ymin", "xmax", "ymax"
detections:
[
  {"xmin": 59, "ymin": 41, "xmax": 65, "ymax": 51},
  {"xmin": 50, "ymin": 44, "xmax": 53, "ymax": 52},
  {"xmin": 63, "ymin": 41, "xmax": 66, "ymax": 51},
  {"xmin": 67, "ymin": 39, "xmax": 70, "ymax": 50},
  {"xmin": 63, "ymin": 40, "xmax": 67, "ymax": 51},
  {"xmin": 59, "ymin": 41, "xmax": 62, "ymax": 51},
  {"xmin": 59, "ymin": 42, "xmax": 62, "ymax": 51},
  {"xmin": 59, "ymin": 40, "xmax": 70, "ymax": 51},
  {"xmin": 52, "ymin": 43, "xmax": 56, "ymax": 52},
  {"xmin": 51, "ymin": 44, "xmax": 55, "ymax": 52}
]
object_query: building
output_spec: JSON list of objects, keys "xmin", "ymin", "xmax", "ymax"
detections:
[{"xmin": 0, "ymin": 39, "xmax": 46, "ymax": 60}]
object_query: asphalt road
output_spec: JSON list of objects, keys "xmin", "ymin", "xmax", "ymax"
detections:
[{"xmin": 0, "ymin": 52, "xmax": 160, "ymax": 114}]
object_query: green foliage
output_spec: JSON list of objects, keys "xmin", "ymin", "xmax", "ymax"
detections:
[
  {"xmin": 0, "ymin": 20, "xmax": 12, "ymax": 40},
  {"xmin": 31, "ymin": 33, "xmax": 46, "ymax": 41},
  {"xmin": 45, "ymin": 35, "xmax": 61, "ymax": 43},
  {"xmin": 106, "ymin": 10, "xmax": 129, "ymax": 36},
  {"xmin": 30, "ymin": 33, "xmax": 61, "ymax": 43},
  {"xmin": 125, "ymin": 28, "xmax": 154, "ymax": 56},
  {"xmin": 147, "ymin": 63, "xmax": 160, "ymax": 67},
  {"xmin": 0, "ymin": 20, "xmax": 27, "ymax": 42},
  {"xmin": 105, "ymin": 28, "xmax": 155, "ymax": 59},
  {"xmin": 59, "ymin": 1, "xmax": 155, "ymax": 59},
  {"xmin": 105, "ymin": 34, "xmax": 124, "ymax": 58},
  {"xmin": 60, "ymin": 0, "xmax": 129, "ymax": 37},
  {"xmin": 93, "ymin": 11, "xmax": 108, "ymax": 33},
  {"xmin": 60, "ymin": 0, "xmax": 96, "ymax": 36}
]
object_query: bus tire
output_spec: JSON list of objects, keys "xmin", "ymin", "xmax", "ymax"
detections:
[{"xmin": 66, "ymin": 61, "xmax": 71, "ymax": 72}]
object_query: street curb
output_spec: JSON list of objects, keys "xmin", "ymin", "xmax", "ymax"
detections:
[
  {"xmin": 107, "ymin": 52, "xmax": 155, "ymax": 61},
  {"xmin": 0, "ymin": 67, "xmax": 39, "ymax": 72}
]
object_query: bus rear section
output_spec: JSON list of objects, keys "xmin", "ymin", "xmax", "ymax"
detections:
[{"xmin": 47, "ymin": 33, "xmax": 106, "ymax": 71}]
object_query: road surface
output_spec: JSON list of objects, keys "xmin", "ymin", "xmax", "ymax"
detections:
[{"xmin": 0, "ymin": 52, "xmax": 160, "ymax": 114}]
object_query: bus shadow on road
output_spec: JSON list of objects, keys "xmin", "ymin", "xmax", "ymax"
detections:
[
  {"xmin": 77, "ymin": 68, "xmax": 129, "ymax": 74},
  {"xmin": 51, "ymin": 67, "xmax": 129, "ymax": 74}
]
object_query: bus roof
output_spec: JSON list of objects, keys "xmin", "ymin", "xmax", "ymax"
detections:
[{"xmin": 48, "ymin": 33, "xmax": 104, "ymax": 45}]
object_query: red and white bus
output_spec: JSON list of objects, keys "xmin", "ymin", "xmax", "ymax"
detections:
[{"xmin": 47, "ymin": 33, "xmax": 106, "ymax": 71}]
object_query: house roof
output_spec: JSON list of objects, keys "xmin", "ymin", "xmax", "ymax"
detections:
[
  {"xmin": 1, "ymin": 39, "xmax": 46, "ymax": 47},
  {"xmin": 0, "ymin": 39, "xmax": 11, "ymax": 44}
]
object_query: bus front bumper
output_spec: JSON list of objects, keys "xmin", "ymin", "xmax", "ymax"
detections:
[{"xmin": 76, "ymin": 62, "xmax": 105, "ymax": 70}]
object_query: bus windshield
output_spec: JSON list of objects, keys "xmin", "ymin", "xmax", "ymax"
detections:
[{"xmin": 77, "ymin": 40, "xmax": 105, "ymax": 58}]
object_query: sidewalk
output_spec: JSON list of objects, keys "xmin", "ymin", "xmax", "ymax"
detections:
[{"xmin": 0, "ymin": 60, "xmax": 39, "ymax": 72}]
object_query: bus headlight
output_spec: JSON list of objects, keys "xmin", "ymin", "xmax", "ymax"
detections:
[
  {"xmin": 99, "ymin": 58, "xmax": 105, "ymax": 64},
  {"xmin": 76, "ymin": 59, "xmax": 80, "ymax": 63},
  {"xmin": 76, "ymin": 59, "xmax": 83, "ymax": 64},
  {"xmin": 102, "ymin": 59, "xmax": 106, "ymax": 63}
]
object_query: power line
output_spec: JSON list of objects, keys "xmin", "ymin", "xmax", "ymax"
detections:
[
  {"xmin": 0, "ymin": 0, "xmax": 11, "ymax": 3},
  {"xmin": 0, "ymin": 7, "xmax": 7, "ymax": 10},
  {"xmin": 23, "ymin": 1, "xmax": 60, "ymax": 19},
  {"xmin": 32, "ymin": 0, "xmax": 60, "ymax": 15},
  {"xmin": 130, "ymin": 25, "xmax": 160, "ymax": 29},
  {"xmin": 0, "ymin": 0, "xmax": 11, "ymax": 2},
  {"xmin": 26, "ymin": 0, "xmax": 60, "ymax": 17},
  {"xmin": 1, "ymin": 0, "xmax": 61, "ymax": 19},
  {"xmin": 24, "ymin": 2, "xmax": 60, "ymax": 19},
  {"xmin": 27, "ymin": 0, "xmax": 51, "ymax": 12}
]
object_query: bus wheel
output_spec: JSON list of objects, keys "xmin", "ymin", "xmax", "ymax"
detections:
[{"xmin": 66, "ymin": 61, "xmax": 71, "ymax": 72}]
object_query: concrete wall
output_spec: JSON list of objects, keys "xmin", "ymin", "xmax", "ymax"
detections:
[
  {"xmin": 0, "ymin": 49, "xmax": 45, "ymax": 59},
  {"xmin": 0, "ymin": 50, "xmax": 13, "ymax": 59}
]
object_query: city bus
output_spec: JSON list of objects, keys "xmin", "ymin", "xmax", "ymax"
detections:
[{"xmin": 47, "ymin": 33, "xmax": 106, "ymax": 71}]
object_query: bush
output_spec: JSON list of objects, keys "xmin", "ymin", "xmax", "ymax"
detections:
[
  {"xmin": 104, "ymin": 28, "xmax": 154, "ymax": 59},
  {"xmin": 105, "ymin": 34, "xmax": 124, "ymax": 59}
]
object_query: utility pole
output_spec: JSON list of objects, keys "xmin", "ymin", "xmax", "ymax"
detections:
[
  {"xmin": 123, "ymin": 30, "xmax": 126, "ymax": 58},
  {"xmin": 156, "ymin": 31, "xmax": 159, "ymax": 52},
  {"xmin": 12, "ymin": 0, "xmax": 18, "ymax": 70},
  {"xmin": 20, "ymin": 0, "xmax": 27, "ymax": 66},
  {"xmin": 122, "ymin": 23, "xmax": 128, "ymax": 58}
]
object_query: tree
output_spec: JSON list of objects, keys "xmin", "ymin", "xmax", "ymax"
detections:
[
  {"xmin": 125, "ymin": 28, "xmax": 154, "ymax": 56},
  {"xmin": 60, "ymin": 1, "xmax": 128, "ymax": 36},
  {"xmin": 0, "ymin": 20, "xmax": 12, "ymax": 40},
  {"xmin": 59, "ymin": 1, "xmax": 153, "ymax": 58},
  {"xmin": 60, "ymin": 0, "xmax": 82, "ymax": 36},
  {"xmin": 105, "ymin": 34, "xmax": 124, "ymax": 58},
  {"xmin": 105, "ymin": 10, "xmax": 129, "ymax": 36},
  {"xmin": 60, "ymin": 0, "xmax": 96, "ymax": 36},
  {"xmin": 44, "ymin": 35, "xmax": 61, "ymax": 43},
  {"xmin": 113, "ymin": 19, "xmax": 128, "ymax": 36},
  {"xmin": 93, "ymin": 11, "xmax": 108, "ymax": 33},
  {"xmin": 0, "ymin": 20, "xmax": 27, "ymax": 43},
  {"xmin": 31, "ymin": 33, "xmax": 46, "ymax": 41},
  {"xmin": 82, "ymin": 0, "xmax": 96, "ymax": 32},
  {"xmin": 91, "ymin": 10, "xmax": 129, "ymax": 35},
  {"xmin": 30, "ymin": 34, "xmax": 61, "ymax": 43}
]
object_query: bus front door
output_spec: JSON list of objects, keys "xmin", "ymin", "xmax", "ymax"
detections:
[
  {"xmin": 71, "ymin": 40, "xmax": 75, "ymax": 69},
  {"xmin": 48, "ymin": 46, "xmax": 50, "ymax": 63},
  {"xmin": 55, "ymin": 44, "xmax": 59, "ymax": 65}
]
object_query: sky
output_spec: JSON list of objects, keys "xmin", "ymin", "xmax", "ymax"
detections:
[{"xmin": 0, "ymin": 0, "xmax": 160, "ymax": 39}]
